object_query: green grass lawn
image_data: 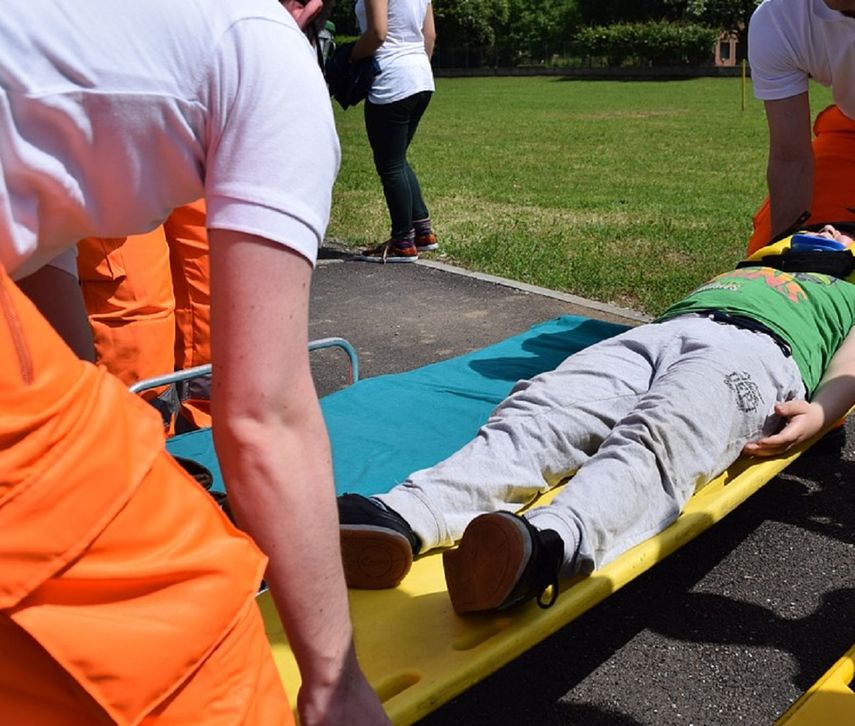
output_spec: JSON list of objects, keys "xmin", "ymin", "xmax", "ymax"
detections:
[{"xmin": 329, "ymin": 76, "xmax": 833, "ymax": 314}]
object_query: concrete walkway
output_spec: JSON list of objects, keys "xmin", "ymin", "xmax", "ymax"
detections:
[{"xmin": 309, "ymin": 253, "xmax": 855, "ymax": 726}]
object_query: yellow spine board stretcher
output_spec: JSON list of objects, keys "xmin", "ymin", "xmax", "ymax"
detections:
[
  {"xmin": 776, "ymin": 643, "xmax": 855, "ymax": 725},
  {"xmin": 259, "ymin": 441, "xmax": 815, "ymax": 725}
]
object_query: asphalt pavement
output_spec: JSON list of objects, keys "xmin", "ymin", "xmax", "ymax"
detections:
[{"xmin": 308, "ymin": 248, "xmax": 855, "ymax": 726}]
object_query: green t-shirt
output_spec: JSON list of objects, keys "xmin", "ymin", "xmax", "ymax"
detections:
[{"xmin": 658, "ymin": 267, "xmax": 855, "ymax": 393}]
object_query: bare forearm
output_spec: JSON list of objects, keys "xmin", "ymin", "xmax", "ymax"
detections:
[
  {"xmin": 351, "ymin": 0, "xmax": 387, "ymax": 61},
  {"xmin": 763, "ymin": 94, "xmax": 814, "ymax": 243},
  {"xmin": 809, "ymin": 332, "xmax": 855, "ymax": 427},
  {"xmin": 767, "ymin": 153, "xmax": 814, "ymax": 241},
  {"xmin": 208, "ymin": 218, "xmax": 387, "ymax": 725},
  {"xmin": 423, "ymin": 5, "xmax": 436, "ymax": 58},
  {"xmin": 214, "ymin": 403, "xmax": 356, "ymax": 686},
  {"xmin": 351, "ymin": 32, "xmax": 384, "ymax": 61}
]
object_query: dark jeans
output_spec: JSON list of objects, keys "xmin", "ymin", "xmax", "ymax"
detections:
[{"xmin": 364, "ymin": 90, "xmax": 432, "ymax": 239}]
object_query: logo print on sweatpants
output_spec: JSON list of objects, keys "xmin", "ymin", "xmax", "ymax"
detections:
[{"xmin": 724, "ymin": 371, "xmax": 763, "ymax": 413}]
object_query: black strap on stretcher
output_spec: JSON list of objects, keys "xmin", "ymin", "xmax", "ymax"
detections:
[{"xmin": 736, "ymin": 250, "xmax": 855, "ymax": 279}]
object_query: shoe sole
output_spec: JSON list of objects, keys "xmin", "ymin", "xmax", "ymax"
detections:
[
  {"xmin": 415, "ymin": 243, "xmax": 438, "ymax": 252},
  {"xmin": 356, "ymin": 255, "xmax": 418, "ymax": 263},
  {"xmin": 442, "ymin": 512, "xmax": 531, "ymax": 615},
  {"xmin": 340, "ymin": 525, "xmax": 414, "ymax": 588}
]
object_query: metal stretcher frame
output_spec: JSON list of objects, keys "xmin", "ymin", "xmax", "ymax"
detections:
[{"xmin": 128, "ymin": 336, "xmax": 360, "ymax": 394}]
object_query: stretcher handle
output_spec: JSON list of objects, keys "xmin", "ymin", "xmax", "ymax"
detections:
[{"xmin": 128, "ymin": 336, "xmax": 360, "ymax": 394}]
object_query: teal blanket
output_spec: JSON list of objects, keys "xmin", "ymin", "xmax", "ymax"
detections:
[{"xmin": 166, "ymin": 315, "xmax": 628, "ymax": 496}]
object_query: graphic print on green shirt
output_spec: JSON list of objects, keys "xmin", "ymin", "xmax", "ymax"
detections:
[{"xmin": 658, "ymin": 267, "xmax": 855, "ymax": 393}]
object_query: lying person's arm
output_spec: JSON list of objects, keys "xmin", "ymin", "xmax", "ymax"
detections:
[{"xmin": 744, "ymin": 326, "xmax": 855, "ymax": 457}]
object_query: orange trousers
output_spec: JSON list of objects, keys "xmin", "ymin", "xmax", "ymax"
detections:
[
  {"xmin": 78, "ymin": 199, "xmax": 212, "ymax": 429},
  {"xmin": 748, "ymin": 105, "xmax": 855, "ymax": 254},
  {"xmin": 0, "ymin": 266, "xmax": 293, "ymax": 725}
]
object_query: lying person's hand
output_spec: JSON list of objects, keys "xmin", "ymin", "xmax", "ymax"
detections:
[{"xmin": 742, "ymin": 399, "xmax": 826, "ymax": 457}]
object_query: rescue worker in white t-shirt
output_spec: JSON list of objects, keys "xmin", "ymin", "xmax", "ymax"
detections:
[
  {"xmin": 0, "ymin": 1, "xmax": 388, "ymax": 724},
  {"xmin": 749, "ymin": 0, "xmax": 855, "ymax": 242}
]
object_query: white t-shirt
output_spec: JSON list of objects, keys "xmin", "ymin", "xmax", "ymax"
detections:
[
  {"xmin": 355, "ymin": 0, "xmax": 435, "ymax": 104},
  {"xmin": 749, "ymin": 0, "xmax": 855, "ymax": 118},
  {"xmin": 0, "ymin": 0, "xmax": 340, "ymax": 279}
]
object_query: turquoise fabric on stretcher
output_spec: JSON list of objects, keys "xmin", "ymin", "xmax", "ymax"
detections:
[{"xmin": 166, "ymin": 315, "xmax": 630, "ymax": 496}]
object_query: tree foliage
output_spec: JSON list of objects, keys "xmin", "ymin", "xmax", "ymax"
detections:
[
  {"xmin": 574, "ymin": 22, "xmax": 718, "ymax": 65},
  {"xmin": 501, "ymin": 0, "xmax": 583, "ymax": 49},
  {"xmin": 433, "ymin": 0, "xmax": 510, "ymax": 47},
  {"xmin": 577, "ymin": 0, "xmax": 677, "ymax": 25},
  {"xmin": 327, "ymin": 0, "xmax": 755, "ymax": 65},
  {"xmin": 678, "ymin": 0, "xmax": 760, "ymax": 31},
  {"xmin": 327, "ymin": 2, "xmax": 356, "ymax": 37}
]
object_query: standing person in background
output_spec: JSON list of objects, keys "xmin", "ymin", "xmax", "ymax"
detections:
[
  {"xmin": 353, "ymin": 0, "xmax": 438, "ymax": 263},
  {"xmin": 748, "ymin": 0, "xmax": 855, "ymax": 244},
  {"xmin": 0, "ymin": 1, "xmax": 388, "ymax": 724}
]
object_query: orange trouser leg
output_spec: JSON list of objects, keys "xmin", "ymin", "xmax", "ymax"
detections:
[
  {"xmin": 0, "ymin": 267, "xmax": 292, "ymax": 725},
  {"xmin": 1, "ymin": 458, "xmax": 293, "ymax": 725},
  {"xmin": 77, "ymin": 230, "xmax": 177, "ymax": 387},
  {"xmin": 0, "ymin": 598, "xmax": 292, "ymax": 726},
  {"xmin": 144, "ymin": 598, "xmax": 294, "ymax": 726},
  {"xmin": 165, "ymin": 199, "xmax": 213, "ymax": 429},
  {"xmin": 0, "ymin": 617, "xmax": 114, "ymax": 726},
  {"xmin": 748, "ymin": 105, "xmax": 855, "ymax": 254},
  {"xmin": 165, "ymin": 199, "xmax": 210, "ymax": 372},
  {"xmin": 78, "ymin": 202, "xmax": 212, "ymax": 429}
]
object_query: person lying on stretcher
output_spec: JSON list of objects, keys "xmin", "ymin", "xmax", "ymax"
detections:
[{"xmin": 338, "ymin": 225, "xmax": 855, "ymax": 615}]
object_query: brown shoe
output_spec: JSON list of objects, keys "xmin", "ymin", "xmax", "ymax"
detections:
[
  {"xmin": 442, "ymin": 511, "xmax": 564, "ymax": 615},
  {"xmin": 415, "ymin": 232, "xmax": 438, "ymax": 251},
  {"xmin": 357, "ymin": 240, "xmax": 418, "ymax": 263}
]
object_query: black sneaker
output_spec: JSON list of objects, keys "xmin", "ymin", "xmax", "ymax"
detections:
[
  {"xmin": 173, "ymin": 456, "xmax": 238, "ymax": 526},
  {"xmin": 338, "ymin": 493, "xmax": 421, "ymax": 589},
  {"xmin": 173, "ymin": 456, "xmax": 214, "ymax": 490},
  {"xmin": 442, "ymin": 511, "xmax": 564, "ymax": 615}
]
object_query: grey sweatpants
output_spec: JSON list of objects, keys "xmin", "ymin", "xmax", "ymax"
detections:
[{"xmin": 378, "ymin": 315, "xmax": 806, "ymax": 577}]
